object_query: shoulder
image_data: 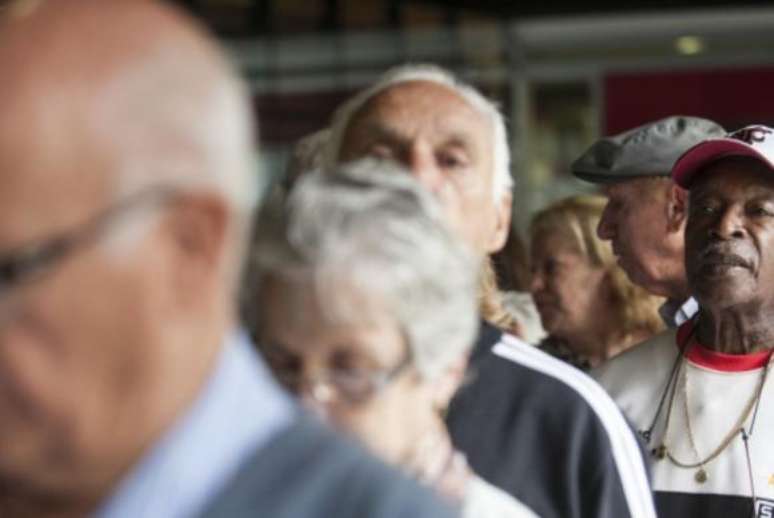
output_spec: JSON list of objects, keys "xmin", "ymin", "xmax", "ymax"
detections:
[
  {"xmin": 200, "ymin": 414, "xmax": 456, "ymax": 518},
  {"xmin": 493, "ymin": 333, "xmax": 649, "ymax": 460},
  {"xmin": 592, "ymin": 329, "xmax": 678, "ymax": 405},
  {"xmin": 491, "ymin": 332, "xmax": 632, "ymax": 426},
  {"xmin": 450, "ymin": 330, "xmax": 656, "ymax": 518},
  {"xmin": 460, "ymin": 328, "xmax": 645, "ymax": 444}
]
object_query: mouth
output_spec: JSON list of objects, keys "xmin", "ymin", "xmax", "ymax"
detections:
[{"xmin": 697, "ymin": 250, "xmax": 752, "ymax": 275}]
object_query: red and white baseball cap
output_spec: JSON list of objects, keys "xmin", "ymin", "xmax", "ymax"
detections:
[{"xmin": 672, "ymin": 125, "xmax": 774, "ymax": 189}]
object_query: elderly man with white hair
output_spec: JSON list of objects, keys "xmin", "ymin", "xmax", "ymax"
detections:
[
  {"xmin": 322, "ymin": 64, "xmax": 656, "ymax": 518},
  {"xmin": 0, "ymin": 2, "xmax": 456, "ymax": 517}
]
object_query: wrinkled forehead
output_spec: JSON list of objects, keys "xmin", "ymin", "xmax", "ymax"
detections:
[{"xmin": 342, "ymin": 80, "xmax": 493, "ymax": 150}]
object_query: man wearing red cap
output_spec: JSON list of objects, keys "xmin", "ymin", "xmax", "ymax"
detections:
[{"xmin": 595, "ymin": 125, "xmax": 774, "ymax": 518}]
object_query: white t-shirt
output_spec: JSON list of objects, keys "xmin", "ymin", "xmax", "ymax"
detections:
[{"xmin": 594, "ymin": 323, "xmax": 774, "ymax": 517}]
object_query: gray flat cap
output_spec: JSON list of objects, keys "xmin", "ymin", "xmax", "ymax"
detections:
[{"xmin": 572, "ymin": 116, "xmax": 725, "ymax": 184}]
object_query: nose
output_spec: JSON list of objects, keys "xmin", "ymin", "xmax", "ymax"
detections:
[
  {"xmin": 297, "ymin": 364, "xmax": 338, "ymax": 404},
  {"xmin": 406, "ymin": 146, "xmax": 444, "ymax": 195},
  {"xmin": 709, "ymin": 207, "xmax": 746, "ymax": 240},
  {"xmin": 597, "ymin": 202, "xmax": 615, "ymax": 240}
]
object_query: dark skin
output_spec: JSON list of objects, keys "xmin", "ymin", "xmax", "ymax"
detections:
[{"xmin": 685, "ymin": 156, "xmax": 774, "ymax": 354}]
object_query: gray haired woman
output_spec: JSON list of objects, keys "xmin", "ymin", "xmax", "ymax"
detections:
[{"xmin": 244, "ymin": 159, "xmax": 537, "ymax": 518}]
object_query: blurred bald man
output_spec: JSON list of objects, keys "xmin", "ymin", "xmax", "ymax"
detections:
[{"xmin": 0, "ymin": 2, "xmax": 455, "ymax": 517}]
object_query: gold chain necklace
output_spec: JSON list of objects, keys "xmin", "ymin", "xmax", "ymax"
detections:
[{"xmin": 656, "ymin": 344, "xmax": 773, "ymax": 484}]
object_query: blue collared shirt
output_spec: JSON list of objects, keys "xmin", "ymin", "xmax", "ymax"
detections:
[{"xmin": 95, "ymin": 331, "xmax": 294, "ymax": 518}]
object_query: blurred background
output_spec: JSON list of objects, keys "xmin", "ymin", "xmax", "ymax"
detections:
[{"xmin": 172, "ymin": 0, "xmax": 774, "ymax": 230}]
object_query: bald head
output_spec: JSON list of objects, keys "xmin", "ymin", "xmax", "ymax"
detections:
[{"xmin": 0, "ymin": 0, "xmax": 257, "ymax": 222}]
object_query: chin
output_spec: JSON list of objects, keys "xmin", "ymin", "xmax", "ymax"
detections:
[{"xmin": 694, "ymin": 282, "xmax": 756, "ymax": 311}]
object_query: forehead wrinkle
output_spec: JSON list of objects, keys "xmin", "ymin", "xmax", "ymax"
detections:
[
  {"xmin": 358, "ymin": 120, "xmax": 478, "ymax": 154},
  {"xmin": 695, "ymin": 169, "xmax": 774, "ymax": 197},
  {"xmin": 350, "ymin": 81, "xmax": 489, "ymax": 137}
]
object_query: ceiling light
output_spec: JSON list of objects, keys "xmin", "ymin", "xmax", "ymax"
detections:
[{"xmin": 675, "ymin": 36, "xmax": 705, "ymax": 56}]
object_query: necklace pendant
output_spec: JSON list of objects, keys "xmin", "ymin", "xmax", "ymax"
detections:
[
  {"xmin": 695, "ymin": 468, "xmax": 708, "ymax": 484},
  {"xmin": 652, "ymin": 444, "xmax": 666, "ymax": 460}
]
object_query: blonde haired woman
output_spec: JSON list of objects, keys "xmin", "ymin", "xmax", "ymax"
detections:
[{"xmin": 530, "ymin": 194, "xmax": 664, "ymax": 370}]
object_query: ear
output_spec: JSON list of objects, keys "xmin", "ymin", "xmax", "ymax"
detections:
[
  {"xmin": 432, "ymin": 356, "xmax": 468, "ymax": 414},
  {"xmin": 665, "ymin": 183, "xmax": 688, "ymax": 233},
  {"xmin": 164, "ymin": 193, "xmax": 230, "ymax": 305},
  {"xmin": 486, "ymin": 191, "xmax": 513, "ymax": 253}
]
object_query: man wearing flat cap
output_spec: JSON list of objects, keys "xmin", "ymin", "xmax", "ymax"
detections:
[
  {"xmin": 594, "ymin": 125, "xmax": 774, "ymax": 517},
  {"xmin": 573, "ymin": 116, "xmax": 725, "ymax": 327}
]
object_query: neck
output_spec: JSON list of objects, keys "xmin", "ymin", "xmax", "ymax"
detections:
[{"xmin": 696, "ymin": 307, "xmax": 774, "ymax": 354}]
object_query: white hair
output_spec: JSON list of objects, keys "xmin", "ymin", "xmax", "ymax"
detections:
[
  {"xmin": 246, "ymin": 158, "xmax": 479, "ymax": 380},
  {"xmin": 324, "ymin": 64, "xmax": 513, "ymax": 201}
]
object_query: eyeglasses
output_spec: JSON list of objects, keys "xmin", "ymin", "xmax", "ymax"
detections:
[
  {"xmin": 262, "ymin": 345, "xmax": 413, "ymax": 406},
  {"xmin": 0, "ymin": 186, "xmax": 179, "ymax": 296}
]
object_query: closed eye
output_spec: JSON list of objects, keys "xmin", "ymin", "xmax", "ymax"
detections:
[
  {"xmin": 436, "ymin": 147, "xmax": 470, "ymax": 170},
  {"xmin": 368, "ymin": 144, "xmax": 395, "ymax": 160}
]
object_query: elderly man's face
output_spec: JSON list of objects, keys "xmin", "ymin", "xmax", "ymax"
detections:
[
  {"xmin": 598, "ymin": 178, "xmax": 679, "ymax": 296},
  {"xmin": 339, "ymin": 80, "xmax": 509, "ymax": 255},
  {"xmin": 0, "ymin": 145, "xmax": 189, "ymax": 495},
  {"xmin": 685, "ymin": 157, "xmax": 774, "ymax": 310},
  {"xmin": 0, "ymin": 63, "xmax": 223, "ymax": 501}
]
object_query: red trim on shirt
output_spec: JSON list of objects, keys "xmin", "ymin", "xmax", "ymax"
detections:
[{"xmin": 675, "ymin": 321, "xmax": 773, "ymax": 372}]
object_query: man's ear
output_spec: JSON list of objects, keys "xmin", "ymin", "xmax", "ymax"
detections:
[
  {"xmin": 487, "ymin": 191, "xmax": 512, "ymax": 253},
  {"xmin": 165, "ymin": 193, "xmax": 229, "ymax": 304},
  {"xmin": 666, "ymin": 182, "xmax": 688, "ymax": 233}
]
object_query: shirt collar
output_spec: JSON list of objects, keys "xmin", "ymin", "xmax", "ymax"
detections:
[
  {"xmin": 95, "ymin": 330, "xmax": 294, "ymax": 518},
  {"xmin": 659, "ymin": 296, "xmax": 699, "ymax": 328},
  {"xmin": 676, "ymin": 320, "xmax": 774, "ymax": 373}
]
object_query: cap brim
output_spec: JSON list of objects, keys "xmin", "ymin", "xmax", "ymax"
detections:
[
  {"xmin": 573, "ymin": 170, "xmax": 668, "ymax": 185},
  {"xmin": 672, "ymin": 139, "xmax": 774, "ymax": 188}
]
